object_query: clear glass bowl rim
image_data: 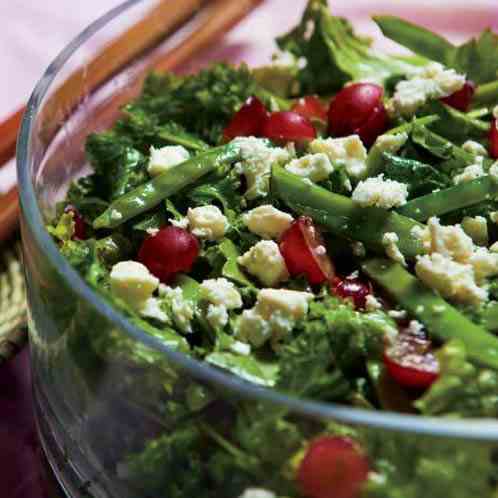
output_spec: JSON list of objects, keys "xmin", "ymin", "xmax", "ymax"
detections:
[{"xmin": 16, "ymin": 0, "xmax": 498, "ymax": 441}]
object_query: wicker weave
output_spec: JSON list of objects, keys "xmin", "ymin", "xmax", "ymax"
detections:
[{"xmin": 0, "ymin": 238, "xmax": 27, "ymax": 365}]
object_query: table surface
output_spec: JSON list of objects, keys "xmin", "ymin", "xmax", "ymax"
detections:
[{"xmin": 2, "ymin": 0, "xmax": 497, "ymax": 496}]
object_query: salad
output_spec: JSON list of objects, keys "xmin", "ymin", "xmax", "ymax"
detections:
[{"xmin": 47, "ymin": 2, "xmax": 498, "ymax": 497}]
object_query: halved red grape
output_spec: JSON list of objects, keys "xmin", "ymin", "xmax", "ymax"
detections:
[
  {"xmin": 279, "ymin": 216, "xmax": 334, "ymax": 285},
  {"xmin": 328, "ymin": 83, "xmax": 388, "ymax": 146},
  {"xmin": 261, "ymin": 111, "xmax": 317, "ymax": 143},
  {"xmin": 490, "ymin": 119, "xmax": 498, "ymax": 159},
  {"xmin": 291, "ymin": 96, "xmax": 328, "ymax": 122},
  {"xmin": 223, "ymin": 96, "xmax": 269, "ymax": 141},
  {"xmin": 384, "ymin": 330, "xmax": 439, "ymax": 390},
  {"xmin": 64, "ymin": 205, "xmax": 86, "ymax": 240},
  {"xmin": 138, "ymin": 226, "xmax": 200, "ymax": 283},
  {"xmin": 440, "ymin": 81, "xmax": 475, "ymax": 112},
  {"xmin": 331, "ymin": 274, "xmax": 373, "ymax": 310},
  {"xmin": 298, "ymin": 436, "xmax": 370, "ymax": 498}
]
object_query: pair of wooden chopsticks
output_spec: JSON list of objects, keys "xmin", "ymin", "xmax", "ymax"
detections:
[{"xmin": 0, "ymin": 0, "xmax": 262, "ymax": 243}]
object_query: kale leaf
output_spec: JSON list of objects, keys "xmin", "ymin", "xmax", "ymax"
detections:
[
  {"xmin": 382, "ymin": 153, "xmax": 451, "ymax": 198},
  {"xmin": 128, "ymin": 63, "xmax": 258, "ymax": 144},
  {"xmin": 276, "ymin": 0, "xmax": 421, "ymax": 95}
]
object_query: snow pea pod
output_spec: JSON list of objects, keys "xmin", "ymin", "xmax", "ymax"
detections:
[
  {"xmin": 363, "ymin": 258, "xmax": 498, "ymax": 370},
  {"xmin": 93, "ymin": 144, "xmax": 241, "ymax": 229},
  {"xmin": 397, "ymin": 176, "xmax": 498, "ymax": 222},
  {"xmin": 271, "ymin": 166, "xmax": 426, "ymax": 258}
]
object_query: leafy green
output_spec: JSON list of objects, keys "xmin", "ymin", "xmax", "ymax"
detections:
[
  {"xmin": 375, "ymin": 15, "xmax": 498, "ymax": 84},
  {"xmin": 415, "ymin": 340, "xmax": 498, "ymax": 417},
  {"xmin": 85, "ymin": 131, "xmax": 148, "ymax": 202},
  {"xmin": 276, "ymin": 0, "xmax": 421, "ymax": 95},
  {"xmin": 128, "ymin": 64, "xmax": 259, "ymax": 144},
  {"xmin": 47, "ymin": 212, "xmax": 75, "ymax": 242},
  {"xmin": 126, "ymin": 426, "xmax": 208, "ymax": 497},
  {"xmin": 382, "ymin": 153, "xmax": 451, "ymax": 198},
  {"xmin": 205, "ymin": 352, "xmax": 279, "ymax": 387},
  {"xmin": 423, "ymin": 101, "xmax": 490, "ymax": 145}
]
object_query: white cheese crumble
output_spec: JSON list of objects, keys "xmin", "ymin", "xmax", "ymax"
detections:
[
  {"xmin": 238, "ymin": 240, "xmax": 289, "ymax": 287},
  {"xmin": 237, "ymin": 289, "xmax": 313, "ymax": 347},
  {"xmin": 489, "ymin": 161, "xmax": 498, "ymax": 181},
  {"xmin": 187, "ymin": 205, "xmax": 228, "ymax": 240},
  {"xmin": 239, "ymin": 488, "xmax": 276, "ymax": 498},
  {"xmin": 199, "ymin": 278, "xmax": 242, "ymax": 309},
  {"xmin": 169, "ymin": 217, "xmax": 189, "ymax": 229},
  {"xmin": 110, "ymin": 261, "xmax": 159, "ymax": 309},
  {"xmin": 490, "ymin": 211, "xmax": 498, "ymax": 224},
  {"xmin": 461, "ymin": 216, "xmax": 488, "ymax": 246},
  {"xmin": 453, "ymin": 156, "xmax": 486, "ymax": 184},
  {"xmin": 285, "ymin": 153, "xmax": 334, "ymax": 182},
  {"xmin": 388, "ymin": 62, "xmax": 466, "ymax": 117},
  {"xmin": 159, "ymin": 285, "xmax": 194, "ymax": 333},
  {"xmin": 410, "ymin": 225, "xmax": 432, "ymax": 252},
  {"xmin": 373, "ymin": 132, "xmax": 408, "ymax": 154},
  {"xmin": 407, "ymin": 320, "xmax": 424, "ymax": 335},
  {"xmin": 140, "ymin": 297, "xmax": 169, "ymax": 323},
  {"xmin": 365, "ymin": 294, "xmax": 382, "ymax": 311},
  {"xmin": 490, "ymin": 242, "xmax": 498, "ymax": 253},
  {"xmin": 493, "ymin": 105, "xmax": 498, "ymax": 120},
  {"xmin": 416, "ymin": 253, "xmax": 487, "ymax": 304},
  {"xmin": 232, "ymin": 137, "xmax": 291, "ymax": 199},
  {"xmin": 382, "ymin": 232, "xmax": 407, "ymax": 266},
  {"xmin": 229, "ymin": 340, "xmax": 251, "ymax": 356},
  {"xmin": 414, "ymin": 216, "xmax": 498, "ymax": 304},
  {"xmin": 206, "ymin": 304, "xmax": 229, "ymax": 329},
  {"xmin": 388, "ymin": 309, "xmax": 408, "ymax": 320},
  {"xmin": 242, "ymin": 205, "xmax": 294, "ymax": 240},
  {"xmin": 352, "ymin": 174, "xmax": 408, "ymax": 209},
  {"xmin": 462, "ymin": 140, "xmax": 488, "ymax": 157},
  {"xmin": 148, "ymin": 145, "xmax": 190, "ymax": 177},
  {"xmin": 309, "ymin": 135, "xmax": 367, "ymax": 179}
]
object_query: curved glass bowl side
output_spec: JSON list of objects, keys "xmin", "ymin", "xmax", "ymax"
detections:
[{"xmin": 17, "ymin": 1, "xmax": 498, "ymax": 497}]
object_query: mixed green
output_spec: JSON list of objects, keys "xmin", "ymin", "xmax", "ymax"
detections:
[{"xmin": 48, "ymin": 2, "xmax": 498, "ymax": 497}]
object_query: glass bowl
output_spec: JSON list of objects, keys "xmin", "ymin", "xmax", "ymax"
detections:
[{"xmin": 17, "ymin": 1, "xmax": 498, "ymax": 497}]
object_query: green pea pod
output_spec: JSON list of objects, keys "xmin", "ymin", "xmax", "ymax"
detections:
[
  {"xmin": 271, "ymin": 166, "xmax": 426, "ymax": 258},
  {"xmin": 362, "ymin": 258, "xmax": 498, "ymax": 370},
  {"xmin": 93, "ymin": 144, "xmax": 241, "ymax": 229},
  {"xmin": 397, "ymin": 176, "xmax": 498, "ymax": 221}
]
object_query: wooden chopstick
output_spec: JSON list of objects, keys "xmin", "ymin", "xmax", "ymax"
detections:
[{"xmin": 0, "ymin": 0, "xmax": 262, "ymax": 242}]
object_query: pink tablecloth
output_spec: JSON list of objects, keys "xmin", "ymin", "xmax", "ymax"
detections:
[{"xmin": 1, "ymin": 1, "xmax": 497, "ymax": 496}]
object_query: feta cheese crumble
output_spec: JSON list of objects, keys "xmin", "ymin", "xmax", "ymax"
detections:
[
  {"xmin": 159, "ymin": 285, "xmax": 195, "ymax": 333},
  {"xmin": 373, "ymin": 132, "xmax": 408, "ymax": 154},
  {"xmin": 453, "ymin": 156, "xmax": 486, "ymax": 184},
  {"xmin": 462, "ymin": 140, "xmax": 488, "ymax": 157},
  {"xmin": 110, "ymin": 261, "xmax": 159, "ymax": 308},
  {"xmin": 416, "ymin": 253, "xmax": 487, "ymax": 305},
  {"xmin": 365, "ymin": 294, "xmax": 382, "ymax": 311},
  {"xmin": 239, "ymin": 488, "xmax": 276, "ymax": 498},
  {"xmin": 232, "ymin": 137, "xmax": 291, "ymax": 199},
  {"xmin": 187, "ymin": 205, "xmax": 228, "ymax": 240},
  {"xmin": 238, "ymin": 240, "xmax": 289, "ymax": 287},
  {"xmin": 140, "ymin": 297, "xmax": 169, "ymax": 323},
  {"xmin": 309, "ymin": 135, "xmax": 367, "ymax": 178},
  {"xmin": 461, "ymin": 216, "xmax": 488, "ymax": 246},
  {"xmin": 148, "ymin": 145, "xmax": 190, "ymax": 177},
  {"xmin": 352, "ymin": 174, "xmax": 408, "ymax": 209},
  {"xmin": 414, "ymin": 217, "xmax": 498, "ymax": 304},
  {"xmin": 242, "ymin": 205, "xmax": 293, "ymax": 240},
  {"xmin": 285, "ymin": 153, "xmax": 334, "ymax": 182},
  {"xmin": 382, "ymin": 232, "xmax": 407, "ymax": 266},
  {"xmin": 206, "ymin": 304, "xmax": 229, "ymax": 329},
  {"xmin": 237, "ymin": 288, "xmax": 313, "ymax": 347},
  {"xmin": 199, "ymin": 278, "xmax": 242, "ymax": 309},
  {"xmin": 388, "ymin": 62, "xmax": 466, "ymax": 117}
]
